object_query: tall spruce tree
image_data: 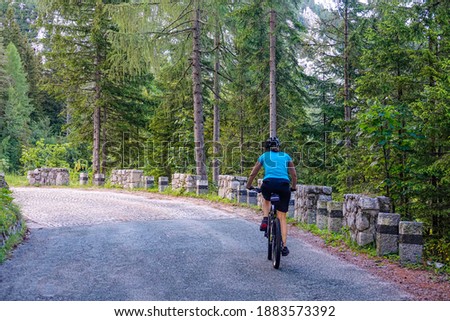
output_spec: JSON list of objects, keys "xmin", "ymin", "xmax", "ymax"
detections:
[{"xmin": 2, "ymin": 42, "xmax": 33, "ymax": 171}]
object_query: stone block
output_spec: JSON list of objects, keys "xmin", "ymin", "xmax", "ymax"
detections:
[
  {"xmin": 79, "ymin": 173, "xmax": 88, "ymax": 185},
  {"xmin": 399, "ymin": 221, "xmax": 423, "ymax": 264},
  {"xmin": 143, "ymin": 176, "xmax": 154, "ymax": 189},
  {"xmin": 356, "ymin": 212, "xmax": 370, "ymax": 231},
  {"xmin": 196, "ymin": 180, "xmax": 208, "ymax": 195},
  {"xmin": 376, "ymin": 213, "xmax": 400, "ymax": 256},
  {"xmin": 158, "ymin": 176, "xmax": 169, "ymax": 192},
  {"xmin": 247, "ymin": 190, "xmax": 258, "ymax": 206},
  {"xmin": 287, "ymin": 198, "xmax": 295, "ymax": 218},
  {"xmin": 93, "ymin": 173, "xmax": 105, "ymax": 186},
  {"xmin": 358, "ymin": 197, "xmax": 380, "ymax": 210},
  {"xmin": 377, "ymin": 196, "xmax": 391, "ymax": 213},
  {"xmin": 322, "ymin": 186, "xmax": 333, "ymax": 195},
  {"xmin": 357, "ymin": 231, "xmax": 374, "ymax": 246}
]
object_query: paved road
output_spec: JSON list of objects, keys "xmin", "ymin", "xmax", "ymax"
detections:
[{"xmin": 0, "ymin": 187, "xmax": 411, "ymax": 300}]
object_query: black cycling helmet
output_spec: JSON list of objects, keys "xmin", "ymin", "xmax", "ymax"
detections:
[{"xmin": 265, "ymin": 136, "xmax": 281, "ymax": 149}]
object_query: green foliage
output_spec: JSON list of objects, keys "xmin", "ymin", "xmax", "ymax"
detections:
[
  {"xmin": 424, "ymin": 236, "xmax": 450, "ymax": 268},
  {"xmin": 20, "ymin": 139, "xmax": 71, "ymax": 171},
  {"xmin": 0, "ymin": 188, "xmax": 25, "ymax": 263},
  {"xmin": 0, "ymin": 42, "xmax": 34, "ymax": 172}
]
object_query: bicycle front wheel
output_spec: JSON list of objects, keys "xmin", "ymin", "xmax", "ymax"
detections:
[{"xmin": 272, "ymin": 218, "xmax": 282, "ymax": 269}]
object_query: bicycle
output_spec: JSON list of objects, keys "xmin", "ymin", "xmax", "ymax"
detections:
[{"xmin": 250, "ymin": 187, "xmax": 282, "ymax": 269}]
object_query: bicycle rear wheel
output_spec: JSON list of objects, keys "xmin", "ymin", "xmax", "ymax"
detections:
[{"xmin": 272, "ymin": 218, "xmax": 281, "ymax": 269}]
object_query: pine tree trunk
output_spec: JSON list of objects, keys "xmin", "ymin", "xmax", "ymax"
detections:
[
  {"xmin": 93, "ymin": 98, "xmax": 101, "ymax": 175},
  {"xmin": 192, "ymin": 2, "xmax": 207, "ymax": 180},
  {"xmin": 343, "ymin": 0, "xmax": 352, "ymax": 188},
  {"xmin": 269, "ymin": 9, "xmax": 277, "ymax": 138},
  {"xmin": 212, "ymin": 17, "xmax": 220, "ymax": 184},
  {"xmin": 101, "ymin": 105, "xmax": 107, "ymax": 174}
]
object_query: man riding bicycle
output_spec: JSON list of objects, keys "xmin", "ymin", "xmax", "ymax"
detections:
[{"xmin": 246, "ymin": 137, "xmax": 297, "ymax": 256}]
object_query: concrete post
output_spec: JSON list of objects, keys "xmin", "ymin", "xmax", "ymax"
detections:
[
  {"xmin": 79, "ymin": 172, "xmax": 88, "ymax": 185},
  {"xmin": 376, "ymin": 213, "xmax": 400, "ymax": 256},
  {"xmin": 327, "ymin": 201, "xmax": 343, "ymax": 233},
  {"xmin": 316, "ymin": 200, "xmax": 328, "ymax": 230},
  {"xmin": 247, "ymin": 189, "xmax": 258, "ymax": 206},
  {"xmin": 399, "ymin": 221, "xmax": 423, "ymax": 264},
  {"xmin": 257, "ymin": 179, "xmax": 263, "ymax": 208},
  {"xmin": 196, "ymin": 180, "xmax": 208, "ymax": 195},
  {"xmin": 93, "ymin": 173, "xmax": 105, "ymax": 186},
  {"xmin": 237, "ymin": 186, "xmax": 247, "ymax": 204},
  {"xmin": 158, "ymin": 176, "xmax": 169, "ymax": 192},
  {"xmin": 143, "ymin": 176, "xmax": 154, "ymax": 189},
  {"xmin": 287, "ymin": 194, "xmax": 295, "ymax": 218}
]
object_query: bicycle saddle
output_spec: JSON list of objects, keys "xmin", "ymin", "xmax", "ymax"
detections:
[{"xmin": 270, "ymin": 194, "xmax": 280, "ymax": 202}]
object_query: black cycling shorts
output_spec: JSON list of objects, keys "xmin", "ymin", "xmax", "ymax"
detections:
[{"xmin": 260, "ymin": 178, "xmax": 291, "ymax": 213}]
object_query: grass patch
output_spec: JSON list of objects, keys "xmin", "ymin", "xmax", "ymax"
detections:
[{"xmin": 4, "ymin": 174, "xmax": 28, "ymax": 187}]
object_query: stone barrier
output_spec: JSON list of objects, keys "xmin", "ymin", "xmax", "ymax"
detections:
[
  {"xmin": 257, "ymin": 179, "xmax": 263, "ymax": 208},
  {"xmin": 294, "ymin": 185, "xmax": 332, "ymax": 224},
  {"xmin": 143, "ymin": 176, "xmax": 155, "ymax": 189},
  {"xmin": 93, "ymin": 173, "xmax": 105, "ymax": 186},
  {"xmin": 172, "ymin": 173, "xmax": 201, "ymax": 193},
  {"xmin": 399, "ymin": 221, "xmax": 423, "ymax": 264},
  {"xmin": 343, "ymin": 194, "xmax": 391, "ymax": 246},
  {"xmin": 247, "ymin": 189, "xmax": 258, "ymax": 206},
  {"xmin": 287, "ymin": 194, "xmax": 295, "ymax": 218},
  {"xmin": 27, "ymin": 168, "xmax": 70, "ymax": 186},
  {"xmin": 327, "ymin": 201, "xmax": 343, "ymax": 233},
  {"xmin": 158, "ymin": 176, "xmax": 169, "ymax": 192},
  {"xmin": 196, "ymin": 180, "xmax": 208, "ymax": 195},
  {"xmin": 110, "ymin": 170, "xmax": 143, "ymax": 189},
  {"xmin": 218, "ymin": 175, "xmax": 247, "ymax": 200},
  {"xmin": 316, "ymin": 200, "xmax": 328, "ymax": 230},
  {"xmin": 0, "ymin": 173, "xmax": 8, "ymax": 189},
  {"xmin": 376, "ymin": 213, "xmax": 400, "ymax": 256},
  {"xmin": 79, "ymin": 172, "xmax": 88, "ymax": 185},
  {"xmin": 237, "ymin": 185, "xmax": 247, "ymax": 203}
]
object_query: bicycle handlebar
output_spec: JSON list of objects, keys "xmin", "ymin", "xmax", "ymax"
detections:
[{"xmin": 247, "ymin": 186, "xmax": 261, "ymax": 193}]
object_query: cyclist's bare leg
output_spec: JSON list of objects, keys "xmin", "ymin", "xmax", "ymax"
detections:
[
  {"xmin": 277, "ymin": 211, "xmax": 287, "ymax": 246},
  {"xmin": 262, "ymin": 199, "xmax": 270, "ymax": 217}
]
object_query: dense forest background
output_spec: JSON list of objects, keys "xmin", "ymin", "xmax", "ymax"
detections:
[{"xmin": 0, "ymin": 0, "xmax": 448, "ymax": 259}]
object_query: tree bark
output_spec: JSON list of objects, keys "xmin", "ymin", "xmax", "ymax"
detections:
[
  {"xmin": 343, "ymin": 0, "xmax": 352, "ymax": 188},
  {"xmin": 212, "ymin": 14, "xmax": 220, "ymax": 184},
  {"xmin": 192, "ymin": 2, "xmax": 207, "ymax": 180},
  {"xmin": 269, "ymin": 9, "xmax": 277, "ymax": 138},
  {"xmin": 92, "ymin": 1, "xmax": 103, "ymax": 176}
]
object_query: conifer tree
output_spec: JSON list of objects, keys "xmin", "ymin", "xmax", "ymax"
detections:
[{"xmin": 2, "ymin": 42, "xmax": 33, "ymax": 171}]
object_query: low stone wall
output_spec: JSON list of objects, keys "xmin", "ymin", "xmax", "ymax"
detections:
[
  {"xmin": 218, "ymin": 175, "xmax": 247, "ymax": 200},
  {"xmin": 343, "ymin": 194, "xmax": 392, "ymax": 246},
  {"xmin": 27, "ymin": 168, "xmax": 69, "ymax": 186},
  {"xmin": 0, "ymin": 173, "xmax": 8, "ymax": 189},
  {"xmin": 294, "ymin": 185, "xmax": 332, "ymax": 224},
  {"xmin": 110, "ymin": 170, "xmax": 143, "ymax": 189},
  {"xmin": 172, "ymin": 173, "xmax": 201, "ymax": 193}
]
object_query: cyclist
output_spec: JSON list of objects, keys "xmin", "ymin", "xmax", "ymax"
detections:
[{"xmin": 246, "ymin": 137, "xmax": 297, "ymax": 256}]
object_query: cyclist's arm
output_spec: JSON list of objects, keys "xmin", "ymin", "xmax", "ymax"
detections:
[
  {"xmin": 288, "ymin": 161, "xmax": 297, "ymax": 190},
  {"xmin": 246, "ymin": 161, "xmax": 262, "ymax": 189}
]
